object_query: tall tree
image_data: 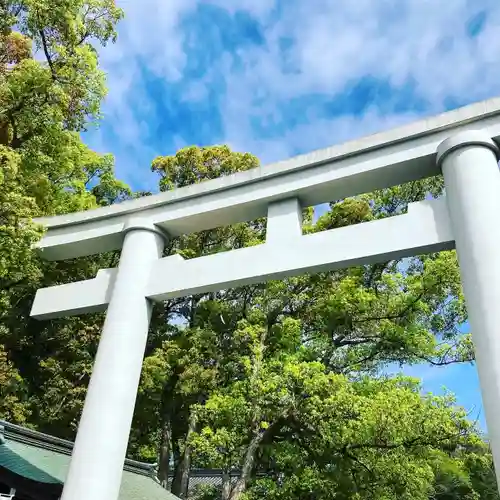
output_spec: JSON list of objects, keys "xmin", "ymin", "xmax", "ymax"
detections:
[
  {"xmin": 130, "ymin": 145, "xmax": 266, "ymax": 496},
  {"xmin": 0, "ymin": 0, "xmax": 128, "ymax": 432},
  {"xmin": 130, "ymin": 145, "xmax": 488, "ymax": 499}
]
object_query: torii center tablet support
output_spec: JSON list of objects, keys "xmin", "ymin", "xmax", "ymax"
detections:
[{"xmin": 31, "ymin": 98, "xmax": 500, "ymax": 499}]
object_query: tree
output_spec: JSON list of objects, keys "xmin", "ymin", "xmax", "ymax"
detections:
[
  {"xmin": 130, "ymin": 144, "xmax": 490, "ymax": 499},
  {"xmin": 130, "ymin": 145, "xmax": 266, "ymax": 496},
  {"xmin": 0, "ymin": 344, "xmax": 30, "ymax": 424},
  {"xmin": 427, "ymin": 444, "xmax": 498, "ymax": 500},
  {"xmin": 0, "ymin": 0, "xmax": 127, "ymax": 432}
]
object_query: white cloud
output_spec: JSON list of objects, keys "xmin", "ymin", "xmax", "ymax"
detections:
[
  {"xmin": 92, "ymin": 0, "xmax": 500, "ymax": 184},
  {"xmin": 213, "ymin": 0, "xmax": 500, "ymax": 158},
  {"xmin": 110, "ymin": 0, "xmax": 196, "ymax": 80},
  {"xmin": 222, "ymin": 103, "xmax": 421, "ymax": 164},
  {"xmin": 85, "ymin": 0, "xmax": 197, "ymax": 188},
  {"xmin": 258, "ymin": 0, "xmax": 500, "ymax": 102}
]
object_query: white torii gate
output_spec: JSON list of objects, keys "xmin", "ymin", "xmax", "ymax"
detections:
[{"xmin": 32, "ymin": 98, "xmax": 500, "ymax": 499}]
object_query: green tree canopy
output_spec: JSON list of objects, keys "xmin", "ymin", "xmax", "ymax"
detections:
[
  {"xmin": 0, "ymin": 0, "xmax": 127, "ymax": 430},
  {"xmin": 132, "ymin": 145, "xmax": 493, "ymax": 499}
]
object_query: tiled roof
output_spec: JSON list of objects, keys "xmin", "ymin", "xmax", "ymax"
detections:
[{"xmin": 0, "ymin": 420, "xmax": 179, "ymax": 500}]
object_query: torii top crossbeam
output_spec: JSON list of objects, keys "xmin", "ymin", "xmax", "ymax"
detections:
[
  {"xmin": 37, "ymin": 97, "xmax": 500, "ymax": 260},
  {"xmin": 30, "ymin": 97, "xmax": 500, "ymax": 500}
]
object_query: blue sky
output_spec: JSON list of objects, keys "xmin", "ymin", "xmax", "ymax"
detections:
[{"xmin": 83, "ymin": 0, "xmax": 500, "ymax": 430}]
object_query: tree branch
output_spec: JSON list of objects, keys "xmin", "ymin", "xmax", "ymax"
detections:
[{"xmin": 39, "ymin": 29, "xmax": 57, "ymax": 79}]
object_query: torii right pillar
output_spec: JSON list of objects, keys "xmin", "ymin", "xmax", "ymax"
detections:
[{"xmin": 437, "ymin": 130, "xmax": 500, "ymax": 483}]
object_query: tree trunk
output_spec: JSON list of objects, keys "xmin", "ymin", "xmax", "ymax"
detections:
[
  {"xmin": 0, "ymin": 121, "xmax": 9, "ymax": 147},
  {"xmin": 225, "ymin": 321, "xmax": 270, "ymax": 500},
  {"xmin": 221, "ymin": 470, "xmax": 231, "ymax": 500},
  {"xmin": 170, "ymin": 410, "xmax": 197, "ymax": 499},
  {"xmin": 227, "ymin": 432, "xmax": 263, "ymax": 500},
  {"xmin": 157, "ymin": 421, "xmax": 172, "ymax": 488}
]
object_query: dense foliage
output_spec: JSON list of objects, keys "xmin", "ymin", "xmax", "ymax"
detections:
[
  {"xmin": 137, "ymin": 148, "xmax": 491, "ymax": 500},
  {"xmin": 0, "ymin": 0, "xmax": 127, "ymax": 431},
  {"xmin": 0, "ymin": 2, "xmax": 497, "ymax": 499}
]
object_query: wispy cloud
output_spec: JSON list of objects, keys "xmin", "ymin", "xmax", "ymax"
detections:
[{"xmin": 85, "ymin": 0, "xmax": 500, "ymax": 190}]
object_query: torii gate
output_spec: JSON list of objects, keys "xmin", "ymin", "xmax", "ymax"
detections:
[{"xmin": 32, "ymin": 98, "xmax": 500, "ymax": 499}]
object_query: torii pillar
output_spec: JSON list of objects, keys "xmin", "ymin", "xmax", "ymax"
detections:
[
  {"xmin": 60, "ymin": 221, "xmax": 168, "ymax": 500},
  {"xmin": 437, "ymin": 131, "xmax": 500, "ymax": 472}
]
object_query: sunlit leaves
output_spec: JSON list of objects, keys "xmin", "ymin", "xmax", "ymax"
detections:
[
  {"xmin": 152, "ymin": 145, "xmax": 259, "ymax": 192},
  {"xmin": 0, "ymin": 0, "xmax": 126, "ymax": 436}
]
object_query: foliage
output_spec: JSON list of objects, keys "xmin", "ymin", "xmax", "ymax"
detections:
[
  {"xmin": 0, "ymin": 0, "xmax": 126, "ymax": 432},
  {"xmin": 152, "ymin": 145, "xmax": 259, "ymax": 192},
  {"xmin": 0, "ymin": 344, "xmax": 30, "ymax": 424},
  {"xmin": 131, "ymin": 145, "xmax": 492, "ymax": 499}
]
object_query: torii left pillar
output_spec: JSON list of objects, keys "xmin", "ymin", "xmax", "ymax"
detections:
[{"xmin": 60, "ymin": 219, "xmax": 167, "ymax": 500}]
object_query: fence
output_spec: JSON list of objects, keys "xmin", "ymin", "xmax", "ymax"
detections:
[{"xmin": 165, "ymin": 469, "xmax": 241, "ymax": 499}]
